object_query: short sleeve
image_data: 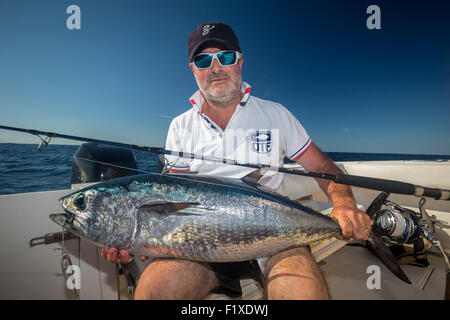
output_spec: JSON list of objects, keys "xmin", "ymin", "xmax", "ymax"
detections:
[{"xmin": 279, "ymin": 105, "xmax": 312, "ymax": 161}]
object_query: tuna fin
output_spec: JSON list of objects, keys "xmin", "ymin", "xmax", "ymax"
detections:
[
  {"xmin": 139, "ymin": 202, "xmax": 200, "ymax": 215},
  {"xmin": 366, "ymin": 192, "xmax": 389, "ymax": 219},
  {"xmin": 241, "ymin": 169, "xmax": 282, "ymax": 195},
  {"xmin": 241, "ymin": 169, "xmax": 263, "ymax": 187},
  {"xmin": 365, "ymin": 192, "xmax": 412, "ymax": 284}
]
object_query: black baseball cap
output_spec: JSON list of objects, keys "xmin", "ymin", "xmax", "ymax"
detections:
[{"xmin": 188, "ymin": 22, "xmax": 241, "ymax": 62}]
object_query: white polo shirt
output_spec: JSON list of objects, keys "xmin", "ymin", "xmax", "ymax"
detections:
[{"xmin": 165, "ymin": 82, "xmax": 311, "ymax": 190}]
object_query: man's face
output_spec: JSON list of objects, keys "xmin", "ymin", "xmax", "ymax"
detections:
[{"xmin": 190, "ymin": 46, "xmax": 243, "ymax": 105}]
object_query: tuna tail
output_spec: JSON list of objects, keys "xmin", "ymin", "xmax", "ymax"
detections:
[
  {"xmin": 365, "ymin": 192, "xmax": 412, "ymax": 284},
  {"xmin": 366, "ymin": 233, "xmax": 412, "ymax": 284}
]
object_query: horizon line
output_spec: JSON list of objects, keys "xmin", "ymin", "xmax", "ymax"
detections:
[{"xmin": 0, "ymin": 142, "xmax": 449, "ymax": 157}]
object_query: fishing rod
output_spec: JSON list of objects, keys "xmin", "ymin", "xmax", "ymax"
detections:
[{"xmin": 1, "ymin": 124, "xmax": 449, "ymax": 201}]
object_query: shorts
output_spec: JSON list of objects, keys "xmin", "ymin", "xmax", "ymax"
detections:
[
  {"xmin": 209, "ymin": 260, "xmax": 262, "ymax": 298},
  {"xmin": 210, "ymin": 246, "xmax": 311, "ymax": 298}
]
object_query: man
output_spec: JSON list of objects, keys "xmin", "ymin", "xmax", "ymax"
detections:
[{"xmin": 102, "ymin": 22, "xmax": 372, "ymax": 300}]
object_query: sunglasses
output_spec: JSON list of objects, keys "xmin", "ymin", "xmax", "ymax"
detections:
[{"xmin": 192, "ymin": 50, "xmax": 242, "ymax": 69}]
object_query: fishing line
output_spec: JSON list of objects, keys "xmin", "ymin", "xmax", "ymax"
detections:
[
  {"xmin": 73, "ymin": 156, "xmax": 156, "ymax": 175},
  {"xmin": 77, "ymin": 236, "xmax": 81, "ymax": 285}
]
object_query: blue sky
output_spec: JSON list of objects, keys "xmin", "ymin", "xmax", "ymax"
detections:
[{"xmin": 0, "ymin": 0, "xmax": 449, "ymax": 154}]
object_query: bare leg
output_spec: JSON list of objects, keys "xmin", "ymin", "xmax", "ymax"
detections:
[
  {"xmin": 264, "ymin": 247, "xmax": 329, "ymax": 300},
  {"xmin": 134, "ymin": 258, "xmax": 220, "ymax": 300}
]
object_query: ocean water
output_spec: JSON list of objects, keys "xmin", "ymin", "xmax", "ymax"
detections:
[
  {"xmin": 0, "ymin": 143, "xmax": 449, "ymax": 195},
  {"xmin": 0, "ymin": 143, "xmax": 160, "ymax": 195}
]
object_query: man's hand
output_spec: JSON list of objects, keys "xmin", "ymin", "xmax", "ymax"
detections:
[
  {"xmin": 331, "ymin": 205, "xmax": 372, "ymax": 241},
  {"xmin": 295, "ymin": 142, "xmax": 372, "ymax": 241},
  {"xmin": 101, "ymin": 246, "xmax": 149, "ymax": 264}
]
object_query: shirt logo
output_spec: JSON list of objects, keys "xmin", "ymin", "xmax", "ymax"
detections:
[
  {"xmin": 250, "ymin": 130, "xmax": 272, "ymax": 153},
  {"xmin": 202, "ymin": 25, "xmax": 215, "ymax": 36}
]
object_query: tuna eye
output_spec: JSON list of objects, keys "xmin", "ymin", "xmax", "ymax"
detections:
[{"xmin": 74, "ymin": 194, "xmax": 86, "ymax": 210}]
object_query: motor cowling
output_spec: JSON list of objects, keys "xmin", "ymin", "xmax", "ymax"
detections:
[{"xmin": 71, "ymin": 143, "xmax": 138, "ymax": 184}]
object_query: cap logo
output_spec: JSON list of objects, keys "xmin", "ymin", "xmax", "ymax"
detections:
[{"xmin": 202, "ymin": 25, "xmax": 215, "ymax": 36}]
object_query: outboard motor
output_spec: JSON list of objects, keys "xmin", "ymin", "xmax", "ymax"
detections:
[{"xmin": 71, "ymin": 143, "xmax": 138, "ymax": 185}]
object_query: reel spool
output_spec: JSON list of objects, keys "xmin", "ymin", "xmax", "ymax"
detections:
[{"xmin": 372, "ymin": 201, "xmax": 422, "ymax": 245}]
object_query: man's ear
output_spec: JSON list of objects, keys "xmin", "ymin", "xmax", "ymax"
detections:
[
  {"xmin": 189, "ymin": 63, "xmax": 195, "ymax": 73},
  {"xmin": 239, "ymin": 56, "xmax": 244, "ymax": 70}
]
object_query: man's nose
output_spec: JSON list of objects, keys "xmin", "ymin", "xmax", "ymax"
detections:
[{"xmin": 210, "ymin": 56, "xmax": 224, "ymax": 73}]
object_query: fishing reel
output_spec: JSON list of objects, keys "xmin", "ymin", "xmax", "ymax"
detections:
[
  {"xmin": 368, "ymin": 192, "xmax": 450, "ymax": 272},
  {"xmin": 369, "ymin": 193, "xmax": 442, "ymax": 246},
  {"xmin": 373, "ymin": 200, "xmax": 422, "ymax": 245}
]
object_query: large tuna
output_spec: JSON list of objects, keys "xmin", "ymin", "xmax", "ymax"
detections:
[{"xmin": 50, "ymin": 173, "xmax": 340, "ymax": 261}]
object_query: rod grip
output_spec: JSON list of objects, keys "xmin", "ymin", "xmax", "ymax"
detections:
[
  {"xmin": 334, "ymin": 174, "xmax": 415, "ymax": 195},
  {"xmin": 422, "ymin": 187, "xmax": 450, "ymax": 200}
]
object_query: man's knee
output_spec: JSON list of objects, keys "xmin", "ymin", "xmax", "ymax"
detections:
[
  {"xmin": 265, "ymin": 247, "xmax": 318, "ymax": 277},
  {"xmin": 264, "ymin": 247, "xmax": 329, "ymax": 300},
  {"xmin": 134, "ymin": 263, "xmax": 170, "ymax": 300},
  {"xmin": 134, "ymin": 259, "xmax": 219, "ymax": 300}
]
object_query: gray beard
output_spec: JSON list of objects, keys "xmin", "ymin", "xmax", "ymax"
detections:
[
  {"xmin": 202, "ymin": 85, "xmax": 240, "ymax": 107},
  {"xmin": 197, "ymin": 73, "xmax": 242, "ymax": 107}
]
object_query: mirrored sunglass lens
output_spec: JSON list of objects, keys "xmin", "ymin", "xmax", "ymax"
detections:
[
  {"xmin": 218, "ymin": 51, "xmax": 237, "ymax": 66},
  {"xmin": 194, "ymin": 54, "xmax": 212, "ymax": 68}
]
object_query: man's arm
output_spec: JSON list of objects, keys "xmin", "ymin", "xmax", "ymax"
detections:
[{"xmin": 294, "ymin": 142, "xmax": 372, "ymax": 240}]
